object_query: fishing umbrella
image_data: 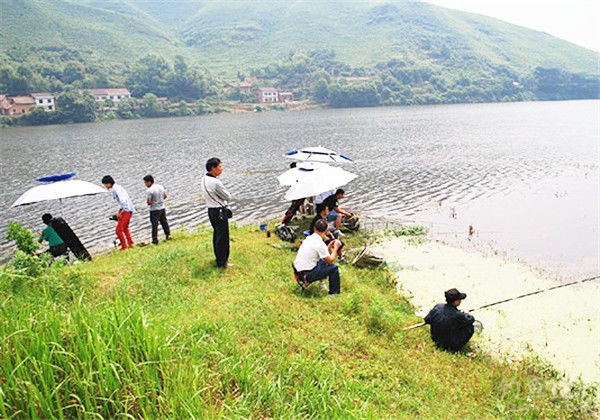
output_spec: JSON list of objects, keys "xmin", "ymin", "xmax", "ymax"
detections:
[
  {"xmin": 284, "ymin": 146, "xmax": 354, "ymax": 164},
  {"xmin": 11, "ymin": 178, "xmax": 106, "ymax": 207},
  {"xmin": 284, "ymin": 166, "xmax": 357, "ymax": 201},
  {"xmin": 277, "ymin": 162, "xmax": 331, "ymax": 186}
]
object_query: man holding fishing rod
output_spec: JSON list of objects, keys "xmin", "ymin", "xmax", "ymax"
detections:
[{"xmin": 422, "ymin": 288, "xmax": 475, "ymax": 352}]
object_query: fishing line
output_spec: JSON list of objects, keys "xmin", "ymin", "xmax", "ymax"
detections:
[
  {"xmin": 403, "ymin": 274, "xmax": 600, "ymax": 330},
  {"xmin": 467, "ymin": 274, "xmax": 600, "ymax": 312}
]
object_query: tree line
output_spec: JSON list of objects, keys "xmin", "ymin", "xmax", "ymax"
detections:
[
  {"xmin": 0, "ymin": 54, "xmax": 220, "ymax": 126},
  {"xmin": 2, "ymin": 49, "xmax": 598, "ymax": 127},
  {"xmin": 251, "ymin": 50, "xmax": 599, "ymax": 108}
]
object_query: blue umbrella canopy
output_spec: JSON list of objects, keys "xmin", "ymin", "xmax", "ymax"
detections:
[
  {"xmin": 36, "ymin": 172, "xmax": 76, "ymax": 183},
  {"xmin": 285, "ymin": 146, "xmax": 354, "ymax": 164},
  {"xmin": 11, "ymin": 176, "xmax": 106, "ymax": 207}
]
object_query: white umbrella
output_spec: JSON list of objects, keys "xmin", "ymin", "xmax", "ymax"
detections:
[
  {"xmin": 11, "ymin": 179, "xmax": 107, "ymax": 207},
  {"xmin": 284, "ymin": 166, "xmax": 357, "ymax": 201},
  {"xmin": 277, "ymin": 162, "xmax": 331, "ymax": 186},
  {"xmin": 284, "ymin": 146, "xmax": 354, "ymax": 164}
]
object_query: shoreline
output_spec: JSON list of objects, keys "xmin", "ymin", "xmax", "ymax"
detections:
[
  {"xmin": 2, "ymin": 98, "xmax": 597, "ymax": 130},
  {"xmin": 374, "ymin": 233, "xmax": 600, "ymax": 384}
]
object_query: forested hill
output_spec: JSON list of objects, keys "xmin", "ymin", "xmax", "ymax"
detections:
[{"xmin": 1, "ymin": 0, "xmax": 598, "ymax": 108}]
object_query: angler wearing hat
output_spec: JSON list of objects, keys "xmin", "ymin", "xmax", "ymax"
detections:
[{"xmin": 424, "ymin": 288, "xmax": 475, "ymax": 352}]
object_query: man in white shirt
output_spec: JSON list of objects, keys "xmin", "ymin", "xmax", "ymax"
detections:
[
  {"xmin": 293, "ymin": 219, "xmax": 341, "ymax": 295},
  {"xmin": 315, "ymin": 189, "xmax": 335, "ymax": 206},
  {"xmin": 102, "ymin": 175, "xmax": 135, "ymax": 250},
  {"xmin": 201, "ymin": 157, "xmax": 233, "ymax": 268},
  {"xmin": 143, "ymin": 174, "xmax": 170, "ymax": 245}
]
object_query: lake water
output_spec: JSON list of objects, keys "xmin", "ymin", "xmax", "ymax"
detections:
[{"xmin": 1, "ymin": 100, "xmax": 598, "ymax": 279}]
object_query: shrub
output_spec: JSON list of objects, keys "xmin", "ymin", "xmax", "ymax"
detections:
[
  {"xmin": 9, "ymin": 251, "xmax": 50, "ymax": 278},
  {"xmin": 6, "ymin": 221, "xmax": 39, "ymax": 254}
]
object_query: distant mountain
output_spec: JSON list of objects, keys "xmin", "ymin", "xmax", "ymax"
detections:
[
  {"xmin": 0, "ymin": 0, "xmax": 188, "ymax": 68},
  {"xmin": 0, "ymin": 0, "xmax": 597, "ymax": 103},
  {"xmin": 163, "ymin": 0, "xmax": 597, "ymax": 77}
]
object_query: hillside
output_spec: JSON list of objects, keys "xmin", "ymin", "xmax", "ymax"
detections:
[
  {"xmin": 0, "ymin": 0, "xmax": 597, "ymax": 108},
  {"xmin": 168, "ymin": 0, "xmax": 597, "ymax": 76}
]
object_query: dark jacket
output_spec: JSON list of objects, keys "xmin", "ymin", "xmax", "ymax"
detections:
[
  {"xmin": 424, "ymin": 303, "xmax": 475, "ymax": 352},
  {"xmin": 51, "ymin": 217, "xmax": 92, "ymax": 260}
]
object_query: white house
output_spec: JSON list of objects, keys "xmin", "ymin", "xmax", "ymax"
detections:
[
  {"xmin": 31, "ymin": 92, "xmax": 56, "ymax": 111},
  {"xmin": 256, "ymin": 87, "xmax": 279, "ymax": 103},
  {"xmin": 81, "ymin": 88, "xmax": 131, "ymax": 103}
]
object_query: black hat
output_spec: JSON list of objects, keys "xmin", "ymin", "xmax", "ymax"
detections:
[{"xmin": 445, "ymin": 288, "xmax": 467, "ymax": 303}]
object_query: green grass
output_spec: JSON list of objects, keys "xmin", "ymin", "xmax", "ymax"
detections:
[{"xmin": 0, "ymin": 224, "xmax": 596, "ymax": 418}]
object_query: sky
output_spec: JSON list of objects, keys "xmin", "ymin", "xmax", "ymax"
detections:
[{"xmin": 424, "ymin": 0, "xmax": 600, "ymax": 52}]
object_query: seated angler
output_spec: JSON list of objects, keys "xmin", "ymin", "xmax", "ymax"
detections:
[
  {"xmin": 424, "ymin": 288, "xmax": 475, "ymax": 352},
  {"xmin": 293, "ymin": 219, "xmax": 342, "ymax": 297},
  {"xmin": 321, "ymin": 189, "xmax": 353, "ymax": 232},
  {"xmin": 310, "ymin": 204, "xmax": 345, "ymax": 260}
]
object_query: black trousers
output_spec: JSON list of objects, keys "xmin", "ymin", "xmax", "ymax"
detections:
[
  {"xmin": 150, "ymin": 209, "xmax": 170, "ymax": 244},
  {"xmin": 208, "ymin": 207, "xmax": 230, "ymax": 267},
  {"xmin": 48, "ymin": 243, "xmax": 67, "ymax": 257},
  {"xmin": 435, "ymin": 325, "xmax": 475, "ymax": 352}
]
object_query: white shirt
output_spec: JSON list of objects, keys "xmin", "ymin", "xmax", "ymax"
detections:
[
  {"xmin": 112, "ymin": 183, "xmax": 135, "ymax": 213},
  {"xmin": 201, "ymin": 174, "xmax": 232, "ymax": 208},
  {"xmin": 294, "ymin": 232, "xmax": 330, "ymax": 271},
  {"xmin": 315, "ymin": 189, "xmax": 335, "ymax": 204},
  {"xmin": 146, "ymin": 183, "xmax": 166, "ymax": 211}
]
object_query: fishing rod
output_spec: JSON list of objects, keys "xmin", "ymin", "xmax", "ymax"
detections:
[
  {"xmin": 403, "ymin": 274, "xmax": 600, "ymax": 330},
  {"xmin": 466, "ymin": 274, "xmax": 600, "ymax": 312}
]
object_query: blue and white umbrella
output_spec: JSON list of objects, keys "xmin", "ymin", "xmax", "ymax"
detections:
[
  {"xmin": 284, "ymin": 166, "xmax": 357, "ymax": 201},
  {"xmin": 277, "ymin": 162, "xmax": 331, "ymax": 186},
  {"xmin": 284, "ymin": 146, "xmax": 354, "ymax": 164},
  {"xmin": 11, "ymin": 173, "xmax": 106, "ymax": 207}
]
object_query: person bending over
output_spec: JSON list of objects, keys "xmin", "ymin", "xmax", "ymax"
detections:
[
  {"xmin": 39, "ymin": 216, "xmax": 67, "ymax": 257},
  {"xmin": 102, "ymin": 175, "xmax": 136, "ymax": 250},
  {"xmin": 282, "ymin": 198, "xmax": 305, "ymax": 225},
  {"xmin": 424, "ymin": 288, "xmax": 475, "ymax": 352},
  {"xmin": 321, "ymin": 189, "xmax": 353, "ymax": 231},
  {"xmin": 293, "ymin": 219, "xmax": 341, "ymax": 296},
  {"xmin": 143, "ymin": 175, "xmax": 170, "ymax": 245},
  {"xmin": 42, "ymin": 213, "xmax": 91, "ymax": 260}
]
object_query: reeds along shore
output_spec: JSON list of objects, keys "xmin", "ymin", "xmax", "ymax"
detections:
[{"xmin": 0, "ymin": 224, "xmax": 596, "ymax": 418}]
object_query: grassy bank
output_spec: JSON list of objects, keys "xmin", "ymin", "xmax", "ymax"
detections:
[{"xmin": 0, "ymin": 224, "xmax": 596, "ymax": 418}]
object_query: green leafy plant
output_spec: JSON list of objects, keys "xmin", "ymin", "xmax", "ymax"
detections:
[
  {"xmin": 6, "ymin": 221, "xmax": 39, "ymax": 254},
  {"xmin": 8, "ymin": 251, "xmax": 50, "ymax": 278}
]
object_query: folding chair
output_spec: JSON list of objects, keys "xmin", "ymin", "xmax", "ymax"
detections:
[{"xmin": 292, "ymin": 263, "xmax": 310, "ymax": 293}]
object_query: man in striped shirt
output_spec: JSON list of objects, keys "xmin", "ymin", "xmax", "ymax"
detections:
[{"xmin": 201, "ymin": 157, "xmax": 233, "ymax": 268}]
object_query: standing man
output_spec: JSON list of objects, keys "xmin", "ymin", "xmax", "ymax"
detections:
[
  {"xmin": 102, "ymin": 175, "xmax": 135, "ymax": 250},
  {"xmin": 293, "ymin": 219, "xmax": 342, "ymax": 296},
  {"xmin": 201, "ymin": 157, "xmax": 232, "ymax": 268},
  {"xmin": 143, "ymin": 175, "xmax": 170, "ymax": 245},
  {"xmin": 424, "ymin": 288, "xmax": 475, "ymax": 352},
  {"xmin": 322, "ymin": 189, "xmax": 353, "ymax": 231}
]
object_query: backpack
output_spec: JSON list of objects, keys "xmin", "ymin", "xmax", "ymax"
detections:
[
  {"xmin": 341, "ymin": 215, "xmax": 360, "ymax": 232},
  {"xmin": 352, "ymin": 246, "xmax": 384, "ymax": 267},
  {"xmin": 276, "ymin": 224, "xmax": 297, "ymax": 242}
]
